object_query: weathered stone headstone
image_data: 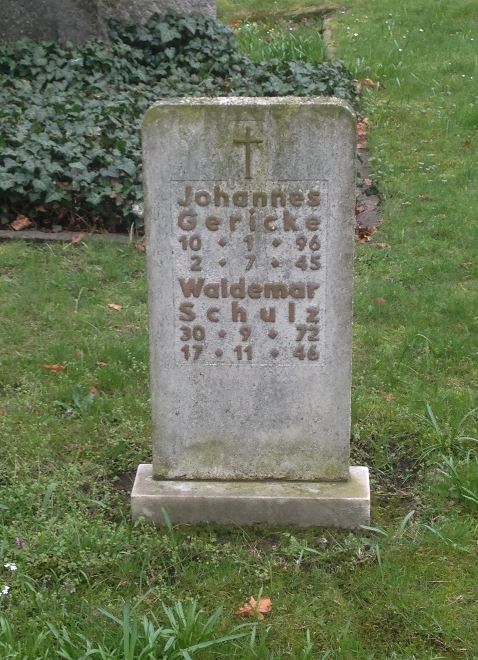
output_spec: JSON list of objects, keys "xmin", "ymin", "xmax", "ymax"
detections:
[{"xmin": 132, "ymin": 97, "xmax": 370, "ymax": 528}]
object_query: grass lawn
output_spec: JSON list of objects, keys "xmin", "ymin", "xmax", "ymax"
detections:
[
  {"xmin": 1, "ymin": 0, "xmax": 478, "ymax": 657},
  {"xmin": 219, "ymin": 0, "xmax": 332, "ymax": 22}
]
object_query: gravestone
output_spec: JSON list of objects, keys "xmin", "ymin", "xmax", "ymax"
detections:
[{"xmin": 132, "ymin": 97, "xmax": 370, "ymax": 528}]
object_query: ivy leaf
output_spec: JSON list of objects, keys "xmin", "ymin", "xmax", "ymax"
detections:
[
  {"xmin": 70, "ymin": 161, "xmax": 86, "ymax": 171},
  {"xmin": 117, "ymin": 159, "xmax": 136, "ymax": 176},
  {"xmin": 158, "ymin": 23, "xmax": 179, "ymax": 44}
]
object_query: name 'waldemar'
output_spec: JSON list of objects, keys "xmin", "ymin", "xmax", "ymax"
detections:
[{"xmin": 179, "ymin": 277, "xmax": 319, "ymax": 300}]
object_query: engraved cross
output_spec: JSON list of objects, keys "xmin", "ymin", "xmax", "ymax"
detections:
[{"xmin": 233, "ymin": 127, "xmax": 263, "ymax": 180}]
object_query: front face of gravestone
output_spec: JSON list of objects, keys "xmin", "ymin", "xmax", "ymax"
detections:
[{"xmin": 143, "ymin": 98, "xmax": 356, "ymax": 481}]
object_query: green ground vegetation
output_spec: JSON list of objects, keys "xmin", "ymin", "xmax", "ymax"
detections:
[
  {"xmin": 1, "ymin": 0, "xmax": 478, "ymax": 657},
  {"xmin": 219, "ymin": 0, "xmax": 332, "ymax": 23},
  {"xmin": 0, "ymin": 12, "xmax": 352, "ymax": 233},
  {"xmin": 235, "ymin": 19, "xmax": 327, "ymax": 65}
]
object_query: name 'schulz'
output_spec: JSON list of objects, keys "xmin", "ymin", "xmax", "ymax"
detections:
[{"xmin": 177, "ymin": 185, "xmax": 321, "ymax": 232}]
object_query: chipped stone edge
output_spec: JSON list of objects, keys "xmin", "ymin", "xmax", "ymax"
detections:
[{"xmin": 131, "ymin": 465, "xmax": 370, "ymax": 529}]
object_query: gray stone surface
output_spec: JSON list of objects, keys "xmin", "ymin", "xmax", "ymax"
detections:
[
  {"xmin": 0, "ymin": 0, "xmax": 215, "ymax": 45},
  {"xmin": 132, "ymin": 464, "xmax": 370, "ymax": 528},
  {"xmin": 99, "ymin": 0, "xmax": 216, "ymax": 24},
  {"xmin": 0, "ymin": 0, "xmax": 108, "ymax": 44},
  {"xmin": 142, "ymin": 98, "xmax": 357, "ymax": 484}
]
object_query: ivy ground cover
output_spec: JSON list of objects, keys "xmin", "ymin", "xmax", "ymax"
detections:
[{"xmin": 0, "ymin": 11, "xmax": 353, "ymax": 234}]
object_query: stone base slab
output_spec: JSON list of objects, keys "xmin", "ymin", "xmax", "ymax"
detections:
[{"xmin": 131, "ymin": 464, "xmax": 370, "ymax": 528}]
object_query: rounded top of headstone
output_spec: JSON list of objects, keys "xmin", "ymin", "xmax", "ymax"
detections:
[{"xmin": 142, "ymin": 97, "xmax": 356, "ymax": 130}]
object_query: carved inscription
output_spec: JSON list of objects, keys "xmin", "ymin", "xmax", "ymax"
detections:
[
  {"xmin": 172, "ymin": 181, "xmax": 327, "ymax": 365},
  {"xmin": 233, "ymin": 127, "xmax": 263, "ymax": 179}
]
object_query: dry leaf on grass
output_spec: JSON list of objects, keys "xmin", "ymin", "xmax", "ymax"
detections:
[
  {"xmin": 355, "ymin": 226, "xmax": 377, "ymax": 243},
  {"xmin": 354, "ymin": 79, "xmax": 379, "ymax": 93},
  {"xmin": 356, "ymin": 118, "xmax": 368, "ymax": 149},
  {"xmin": 373, "ymin": 297, "xmax": 386, "ymax": 305},
  {"xmin": 135, "ymin": 238, "xmax": 146, "ymax": 253},
  {"xmin": 10, "ymin": 215, "xmax": 33, "ymax": 231},
  {"xmin": 107, "ymin": 303, "xmax": 123, "ymax": 311},
  {"xmin": 375, "ymin": 242, "xmax": 391, "ymax": 249},
  {"xmin": 236, "ymin": 597, "xmax": 272, "ymax": 620},
  {"xmin": 383, "ymin": 393, "xmax": 396, "ymax": 401},
  {"xmin": 90, "ymin": 385, "xmax": 99, "ymax": 396},
  {"xmin": 462, "ymin": 140, "xmax": 472, "ymax": 149},
  {"xmin": 96, "ymin": 360, "xmax": 108, "ymax": 367},
  {"xmin": 43, "ymin": 363, "xmax": 66, "ymax": 373},
  {"xmin": 70, "ymin": 233, "xmax": 85, "ymax": 245}
]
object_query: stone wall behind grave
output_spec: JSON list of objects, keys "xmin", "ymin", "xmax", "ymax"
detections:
[
  {"xmin": 0, "ymin": 0, "xmax": 215, "ymax": 45},
  {"xmin": 0, "ymin": 0, "xmax": 108, "ymax": 44}
]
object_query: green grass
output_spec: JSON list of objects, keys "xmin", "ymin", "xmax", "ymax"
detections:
[
  {"xmin": 218, "ymin": 0, "xmax": 332, "ymax": 23},
  {"xmin": 221, "ymin": 1, "xmax": 328, "ymax": 65},
  {"xmin": 1, "ymin": 0, "xmax": 478, "ymax": 657},
  {"xmin": 234, "ymin": 20, "xmax": 327, "ymax": 64}
]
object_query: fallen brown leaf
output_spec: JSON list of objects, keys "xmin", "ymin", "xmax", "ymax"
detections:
[
  {"xmin": 373, "ymin": 298, "xmax": 386, "ymax": 305},
  {"xmin": 383, "ymin": 393, "xmax": 395, "ymax": 401},
  {"xmin": 107, "ymin": 303, "xmax": 123, "ymax": 311},
  {"xmin": 361, "ymin": 78, "xmax": 376, "ymax": 88},
  {"xmin": 463, "ymin": 140, "xmax": 472, "ymax": 149},
  {"xmin": 363, "ymin": 177, "xmax": 373, "ymax": 188},
  {"xmin": 355, "ymin": 203, "xmax": 366, "ymax": 215},
  {"xmin": 135, "ymin": 238, "xmax": 146, "ymax": 253},
  {"xmin": 236, "ymin": 597, "xmax": 272, "ymax": 620},
  {"xmin": 375, "ymin": 242, "xmax": 391, "ymax": 249},
  {"xmin": 354, "ymin": 79, "xmax": 379, "ymax": 93},
  {"xmin": 74, "ymin": 349, "xmax": 82, "ymax": 359},
  {"xmin": 90, "ymin": 385, "xmax": 99, "ymax": 396},
  {"xmin": 96, "ymin": 360, "xmax": 108, "ymax": 367},
  {"xmin": 43, "ymin": 363, "xmax": 66, "ymax": 373},
  {"xmin": 417, "ymin": 194, "xmax": 432, "ymax": 201},
  {"xmin": 70, "ymin": 233, "xmax": 85, "ymax": 245},
  {"xmin": 356, "ymin": 119, "xmax": 368, "ymax": 149},
  {"xmin": 10, "ymin": 214, "xmax": 33, "ymax": 231},
  {"xmin": 355, "ymin": 226, "xmax": 377, "ymax": 243}
]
